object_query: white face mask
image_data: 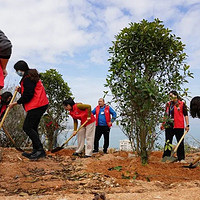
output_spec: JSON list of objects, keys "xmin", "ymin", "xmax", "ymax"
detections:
[{"xmin": 16, "ymin": 70, "xmax": 24, "ymax": 77}]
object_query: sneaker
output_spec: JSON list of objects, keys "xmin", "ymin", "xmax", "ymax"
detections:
[
  {"xmin": 29, "ymin": 150, "xmax": 46, "ymax": 160},
  {"xmin": 179, "ymin": 160, "xmax": 187, "ymax": 163},
  {"xmin": 92, "ymin": 150, "xmax": 99, "ymax": 154}
]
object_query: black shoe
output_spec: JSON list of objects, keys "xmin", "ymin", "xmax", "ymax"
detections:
[
  {"xmin": 72, "ymin": 152, "xmax": 81, "ymax": 156},
  {"xmin": 83, "ymin": 155, "xmax": 91, "ymax": 158},
  {"xmin": 29, "ymin": 150, "xmax": 46, "ymax": 160},
  {"xmin": 92, "ymin": 150, "xmax": 99, "ymax": 154},
  {"xmin": 22, "ymin": 150, "xmax": 37, "ymax": 158}
]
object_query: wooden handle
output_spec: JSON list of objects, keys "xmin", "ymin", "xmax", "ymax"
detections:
[
  {"xmin": 191, "ymin": 156, "xmax": 200, "ymax": 165},
  {"xmin": 0, "ymin": 90, "xmax": 18, "ymax": 129},
  {"xmin": 2, "ymin": 125, "xmax": 16, "ymax": 145},
  {"xmin": 172, "ymin": 130, "xmax": 188, "ymax": 155},
  {"xmin": 61, "ymin": 120, "xmax": 88, "ymax": 147}
]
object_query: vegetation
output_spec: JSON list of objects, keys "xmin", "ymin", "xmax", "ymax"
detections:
[
  {"xmin": 40, "ymin": 69, "xmax": 72, "ymax": 150},
  {"xmin": 106, "ymin": 18, "xmax": 193, "ymax": 164}
]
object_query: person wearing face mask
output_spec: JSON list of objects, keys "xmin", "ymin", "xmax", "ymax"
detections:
[
  {"xmin": 9, "ymin": 60, "xmax": 49, "ymax": 160},
  {"xmin": 0, "ymin": 30, "xmax": 12, "ymax": 89},
  {"xmin": 160, "ymin": 91, "xmax": 189, "ymax": 163},
  {"xmin": 0, "ymin": 91, "xmax": 12, "ymax": 119}
]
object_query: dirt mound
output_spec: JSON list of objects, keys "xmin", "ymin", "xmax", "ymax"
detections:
[{"xmin": 0, "ymin": 148, "xmax": 200, "ymax": 200}]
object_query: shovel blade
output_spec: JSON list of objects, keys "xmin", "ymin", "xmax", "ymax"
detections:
[
  {"xmin": 16, "ymin": 147, "xmax": 24, "ymax": 152},
  {"xmin": 182, "ymin": 163, "xmax": 197, "ymax": 169},
  {"xmin": 161, "ymin": 156, "xmax": 178, "ymax": 163},
  {"xmin": 51, "ymin": 147, "xmax": 63, "ymax": 153}
]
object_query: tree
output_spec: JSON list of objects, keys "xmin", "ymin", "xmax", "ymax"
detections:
[
  {"xmin": 106, "ymin": 19, "xmax": 193, "ymax": 164},
  {"xmin": 40, "ymin": 69, "xmax": 72, "ymax": 150}
]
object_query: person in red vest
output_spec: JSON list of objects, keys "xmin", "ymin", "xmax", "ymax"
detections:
[
  {"xmin": 0, "ymin": 30, "xmax": 12, "ymax": 89},
  {"xmin": 9, "ymin": 60, "xmax": 49, "ymax": 160},
  {"xmin": 160, "ymin": 91, "xmax": 189, "ymax": 163},
  {"xmin": 190, "ymin": 96, "xmax": 200, "ymax": 118},
  {"xmin": 92, "ymin": 98, "xmax": 116, "ymax": 154},
  {"xmin": 0, "ymin": 91, "xmax": 12, "ymax": 119},
  {"xmin": 63, "ymin": 97, "xmax": 96, "ymax": 158}
]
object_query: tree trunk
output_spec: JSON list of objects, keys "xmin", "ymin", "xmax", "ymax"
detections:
[{"xmin": 140, "ymin": 125, "xmax": 148, "ymax": 165}]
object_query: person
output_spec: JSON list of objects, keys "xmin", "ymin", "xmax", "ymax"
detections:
[
  {"xmin": 0, "ymin": 30, "xmax": 12, "ymax": 89},
  {"xmin": 160, "ymin": 91, "xmax": 189, "ymax": 163},
  {"xmin": 190, "ymin": 96, "xmax": 200, "ymax": 119},
  {"xmin": 92, "ymin": 98, "xmax": 116, "ymax": 154},
  {"xmin": 9, "ymin": 60, "xmax": 49, "ymax": 160},
  {"xmin": 0, "ymin": 91, "xmax": 12, "ymax": 118},
  {"xmin": 63, "ymin": 97, "xmax": 96, "ymax": 158}
]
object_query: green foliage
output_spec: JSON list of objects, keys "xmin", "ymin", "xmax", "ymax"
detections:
[
  {"xmin": 164, "ymin": 140, "xmax": 173, "ymax": 151},
  {"xmin": 106, "ymin": 18, "xmax": 193, "ymax": 164},
  {"xmin": 108, "ymin": 166, "xmax": 122, "ymax": 171},
  {"xmin": 40, "ymin": 69, "xmax": 72, "ymax": 150}
]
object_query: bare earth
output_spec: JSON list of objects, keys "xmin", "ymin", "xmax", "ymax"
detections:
[{"xmin": 0, "ymin": 148, "xmax": 200, "ymax": 200}]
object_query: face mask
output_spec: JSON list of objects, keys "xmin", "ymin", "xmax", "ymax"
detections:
[{"xmin": 16, "ymin": 71, "xmax": 24, "ymax": 77}]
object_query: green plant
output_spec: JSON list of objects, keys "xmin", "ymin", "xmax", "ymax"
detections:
[{"xmin": 106, "ymin": 18, "xmax": 193, "ymax": 164}]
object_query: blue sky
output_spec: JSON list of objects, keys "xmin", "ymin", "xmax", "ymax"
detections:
[{"xmin": 1, "ymin": 0, "xmax": 200, "ymax": 147}]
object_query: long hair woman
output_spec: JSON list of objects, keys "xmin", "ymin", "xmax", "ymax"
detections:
[{"xmin": 9, "ymin": 60, "xmax": 49, "ymax": 160}]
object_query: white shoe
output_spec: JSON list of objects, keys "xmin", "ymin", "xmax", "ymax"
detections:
[{"xmin": 179, "ymin": 160, "xmax": 187, "ymax": 163}]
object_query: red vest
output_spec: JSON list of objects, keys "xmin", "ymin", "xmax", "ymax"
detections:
[
  {"xmin": 95, "ymin": 105, "xmax": 111, "ymax": 127},
  {"xmin": 0, "ymin": 63, "xmax": 4, "ymax": 89},
  {"xmin": 21, "ymin": 79, "xmax": 49, "ymax": 112},
  {"xmin": 166, "ymin": 100, "xmax": 185, "ymax": 128},
  {"xmin": 70, "ymin": 104, "xmax": 95, "ymax": 126}
]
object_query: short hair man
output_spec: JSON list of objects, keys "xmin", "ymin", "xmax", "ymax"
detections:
[{"xmin": 92, "ymin": 98, "xmax": 116, "ymax": 154}]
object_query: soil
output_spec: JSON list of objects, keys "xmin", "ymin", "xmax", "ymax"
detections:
[{"xmin": 0, "ymin": 147, "xmax": 200, "ymax": 200}]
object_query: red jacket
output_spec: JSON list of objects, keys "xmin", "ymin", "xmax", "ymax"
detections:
[
  {"xmin": 166, "ymin": 100, "xmax": 185, "ymax": 128},
  {"xmin": 0, "ymin": 63, "xmax": 4, "ymax": 89},
  {"xmin": 21, "ymin": 80, "xmax": 49, "ymax": 112},
  {"xmin": 95, "ymin": 105, "xmax": 111, "ymax": 127},
  {"xmin": 70, "ymin": 104, "xmax": 95, "ymax": 126}
]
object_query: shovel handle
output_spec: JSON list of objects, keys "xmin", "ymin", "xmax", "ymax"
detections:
[
  {"xmin": 171, "ymin": 130, "xmax": 188, "ymax": 156},
  {"xmin": 61, "ymin": 120, "xmax": 88, "ymax": 147},
  {"xmin": 191, "ymin": 156, "xmax": 200, "ymax": 166},
  {"xmin": 2, "ymin": 125, "xmax": 16, "ymax": 145},
  {"xmin": 0, "ymin": 90, "xmax": 18, "ymax": 129}
]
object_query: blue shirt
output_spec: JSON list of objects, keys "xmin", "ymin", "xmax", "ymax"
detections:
[{"xmin": 92, "ymin": 105, "xmax": 117, "ymax": 126}]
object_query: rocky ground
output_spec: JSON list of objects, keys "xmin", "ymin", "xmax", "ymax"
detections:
[{"xmin": 0, "ymin": 147, "xmax": 200, "ymax": 200}]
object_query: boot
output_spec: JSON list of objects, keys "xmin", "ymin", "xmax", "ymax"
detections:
[{"xmin": 29, "ymin": 150, "xmax": 46, "ymax": 160}]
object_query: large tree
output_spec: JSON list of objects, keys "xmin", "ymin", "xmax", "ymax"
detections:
[
  {"xmin": 106, "ymin": 19, "xmax": 193, "ymax": 164},
  {"xmin": 40, "ymin": 69, "xmax": 72, "ymax": 150}
]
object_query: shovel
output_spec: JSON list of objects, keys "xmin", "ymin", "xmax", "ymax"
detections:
[
  {"xmin": 0, "ymin": 90, "xmax": 18, "ymax": 129},
  {"xmin": 182, "ymin": 156, "xmax": 200, "ymax": 169},
  {"xmin": 2, "ymin": 125, "xmax": 24, "ymax": 152},
  {"xmin": 51, "ymin": 120, "xmax": 88, "ymax": 153},
  {"xmin": 162, "ymin": 130, "xmax": 188, "ymax": 163}
]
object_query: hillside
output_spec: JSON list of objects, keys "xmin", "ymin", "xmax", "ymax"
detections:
[{"xmin": 0, "ymin": 148, "xmax": 200, "ymax": 200}]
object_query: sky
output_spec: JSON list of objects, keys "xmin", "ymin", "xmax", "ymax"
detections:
[{"xmin": 1, "ymin": 0, "xmax": 200, "ymax": 148}]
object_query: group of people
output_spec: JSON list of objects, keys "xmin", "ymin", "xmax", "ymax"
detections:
[
  {"xmin": 63, "ymin": 97, "xmax": 116, "ymax": 158},
  {"xmin": 1, "ymin": 30, "xmax": 49, "ymax": 160},
  {"xmin": 1, "ymin": 29, "xmax": 117, "ymax": 160},
  {"xmin": 1, "ymin": 29, "xmax": 200, "ymax": 163}
]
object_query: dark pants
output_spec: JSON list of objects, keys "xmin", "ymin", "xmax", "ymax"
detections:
[
  {"xmin": 94, "ymin": 126, "xmax": 110, "ymax": 153},
  {"xmin": 162, "ymin": 128, "xmax": 185, "ymax": 161},
  {"xmin": 23, "ymin": 105, "xmax": 48, "ymax": 151}
]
